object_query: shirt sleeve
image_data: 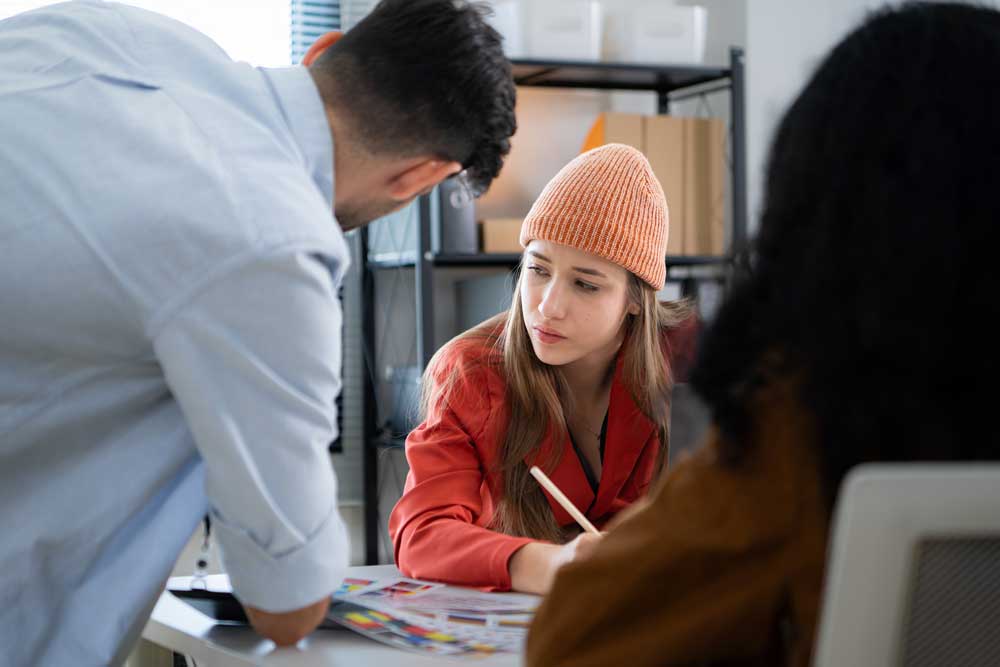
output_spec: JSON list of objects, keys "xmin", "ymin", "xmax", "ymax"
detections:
[
  {"xmin": 388, "ymin": 361, "xmax": 536, "ymax": 591},
  {"xmin": 152, "ymin": 249, "xmax": 349, "ymax": 613}
]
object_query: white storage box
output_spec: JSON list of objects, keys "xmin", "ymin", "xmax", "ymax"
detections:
[
  {"xmin": 486, "ymin": 0, "xmax": 525, "ymax": 59},
  {"xmin": 625, "ymin": 4, "xmax": 707, "ymax": 65},
  {"xmin": 524, "ymin": 1, "xmax": 603, "ymax": 62}
]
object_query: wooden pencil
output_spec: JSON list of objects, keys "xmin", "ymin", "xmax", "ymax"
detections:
[{"xmin": 528, "ymin": 465, "xmax": 600, "ymax": 535}]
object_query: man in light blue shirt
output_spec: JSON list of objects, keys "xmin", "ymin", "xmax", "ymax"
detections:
[{"xmin": 0, "ymin": 1, "xmax": 515, "ymax": 663}]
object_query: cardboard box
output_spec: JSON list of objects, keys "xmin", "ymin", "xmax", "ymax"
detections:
[
  {"xmin": 584, "ymin": 112, "xmax": 725, "ymax": 256},
  {"xmin": 644, "ymin": 115, "xmax": 686, "ymax": 256},
  {"xmin": 681, "ymin": 117, "xmax": 725, "ymax": 256},
  {"xmin": 581, "ymin": 112, "xmax": 644, "ymax": 153},
  {"xmin": 481, "ymin": 218, "xmax": 523, "ymax": 253}
]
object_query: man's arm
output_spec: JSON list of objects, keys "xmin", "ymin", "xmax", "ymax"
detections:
[
  {"xmin": 245, "ymin": 598, "xmax": 331, "ymax": 646},
  {"xmin": 152, "ymin": 249, "xmax": 350, "ymax": 641}
]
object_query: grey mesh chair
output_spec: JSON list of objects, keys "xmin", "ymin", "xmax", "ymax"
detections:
[{"xmin": 813, "ymin": 464, "xmax": 1000, "ymax": 667}]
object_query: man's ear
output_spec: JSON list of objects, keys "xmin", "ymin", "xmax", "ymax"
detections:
[
  {"xmin": 387, "ymin": 159, "xmax": 463, "ymax": 202},
  {"xmin": 302, "ymin": 31, "xmax": 343, "ymax": 66}
]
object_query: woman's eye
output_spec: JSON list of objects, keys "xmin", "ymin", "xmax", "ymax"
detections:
[
  {"xmin": 576, "ymin": 280, "xmax": 599, "ymax": 292},
  {"xmin": 528, "ymin": 265, "xmax": 548, "ymax": 276}
]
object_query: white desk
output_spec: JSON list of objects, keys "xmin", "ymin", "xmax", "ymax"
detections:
[{"xmin": 142, "ymin": 565, "xmax": 523, "ymax": 666}]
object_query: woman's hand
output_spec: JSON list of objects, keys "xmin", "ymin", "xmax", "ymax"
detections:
[
  {"xmin": 509, "ymin": 532, "xmax": 605, "ymax": 594},
  {"xmin": 551, "ymin": 532, "xmax": 603, "ymax": 572}
]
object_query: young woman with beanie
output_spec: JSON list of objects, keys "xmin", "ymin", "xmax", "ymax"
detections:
[
  {"xmin": 526, "ymin": 4, "xmax": 1000, "ymax": 666},
  {"xmin": 388, "ymin": 144, "xmax": 698, "ymax": 594}
]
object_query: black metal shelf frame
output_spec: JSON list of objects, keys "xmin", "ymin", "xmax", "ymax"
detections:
[
  {"xmin": 359, "ymin": 50, "xmax": 748, "ymax": 564},
  {"xmin": 367, "ymin": 252, "xmax": 730, "ymax": 271}
]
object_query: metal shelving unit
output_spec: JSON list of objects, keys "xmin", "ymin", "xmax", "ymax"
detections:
[
  {"xmin": 368, "ymin": 252, "xmax": 730, "ymax": 270},
  {"xmin": 359, "ymin": 50, "xmax": 747, "ymax": 564}
]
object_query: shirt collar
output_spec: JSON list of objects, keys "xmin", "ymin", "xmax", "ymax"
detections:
[{"xmin": 259, "ymin": 66, "xmax": 335, "ymax": 209}]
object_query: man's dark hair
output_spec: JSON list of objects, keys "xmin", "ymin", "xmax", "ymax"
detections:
[
  {"xmin": 690, "ymin": 2, "xmax": 1000, "ymax": 504},
  {"xmin": 311, "ymin": 0, "xmax": 516, "ymax": 196}
]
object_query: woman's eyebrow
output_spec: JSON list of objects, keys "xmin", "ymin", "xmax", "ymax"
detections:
[
  {"xmin": 573, "ymin": 266, "xmax": 607, "ymax": 278},
  {"xmin": 527, "ymin": 251, "xmax": 606, "ymax": 278}
]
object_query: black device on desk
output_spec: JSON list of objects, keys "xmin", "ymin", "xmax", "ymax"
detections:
[
  {"xmin": 169, "ymin": 515, "xmax": 248, "ymax": 624},
  {"xmin": 169, "ymin": 587, "xmax": 345, "ymax": 630},
  {"xmin": 169, "ymin": 588, "xmax": 248, "ymax": 625},
  {"xmin": 171, "ymin": 516, "xmax": 343, "ymax": 629}
]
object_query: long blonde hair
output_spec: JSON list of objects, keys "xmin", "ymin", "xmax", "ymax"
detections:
[{"xmin": 420, "ymin": 266, "xmax": 692, "ymax": 543}]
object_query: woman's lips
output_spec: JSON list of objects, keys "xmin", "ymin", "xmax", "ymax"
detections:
[{"xmin": 533, "ymin": 326, "xmax": 566, "ymax": 344}]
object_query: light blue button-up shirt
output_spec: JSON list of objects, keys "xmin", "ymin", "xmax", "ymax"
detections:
[{"xmin": 0, "ymin": 2, "xmax": 351, "ymax": 664}]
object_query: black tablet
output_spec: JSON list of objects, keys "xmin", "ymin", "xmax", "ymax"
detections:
[{"xmin": 169, "ymin": 588, "xmax": 248, "ymax": 625}]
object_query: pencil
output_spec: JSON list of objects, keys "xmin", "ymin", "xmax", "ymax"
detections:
[{"xmin": 528, "ymin": 466, "xmax": 600, "ymax": 535}]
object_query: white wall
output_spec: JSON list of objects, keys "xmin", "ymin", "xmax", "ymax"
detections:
[{"xmin": 0, "ymin": 1, "xmax": 291, "ymax": 66}]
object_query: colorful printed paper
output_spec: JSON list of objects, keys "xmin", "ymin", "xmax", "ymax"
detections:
[
  {"xmin": 334, "ymin": 577, "xmax": 375, "ymax": 596},
  {"xmin": 327, "ymin": 576, "xmax": 540, "ymax": 657},
  {"xmin": 327, "ymin": 603, "xmax": 476, "ymax": 656}
]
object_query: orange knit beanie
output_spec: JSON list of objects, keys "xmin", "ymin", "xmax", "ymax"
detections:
[{"xmin": 519, "ymin": 143, "xmax": 669, "ymax": 290}]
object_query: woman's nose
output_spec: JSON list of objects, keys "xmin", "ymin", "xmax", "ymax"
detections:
[{"xmin": 538, "ymin": 281, "xmax": 566, "ymax": 320}]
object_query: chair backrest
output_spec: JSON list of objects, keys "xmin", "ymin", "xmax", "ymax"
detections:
[{"xmin": 813, "ymin": 464, "xmax": 1000, "ymax": 667}]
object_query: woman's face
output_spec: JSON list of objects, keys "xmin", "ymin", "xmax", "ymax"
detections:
[{"xmin": 520, "ymin": 240, "xmax": 636, "ymax": 367}]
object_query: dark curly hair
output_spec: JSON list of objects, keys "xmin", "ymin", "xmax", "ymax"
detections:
[
  {"xmin": 310, "ymin": 0, "xmax": 516, "ymax": 196},
  {"xmin": 691, "ymin": 2, "xmax": 1000, "ymax": 506}
]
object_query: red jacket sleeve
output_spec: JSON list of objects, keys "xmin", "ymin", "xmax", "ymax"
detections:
[{"xmin": 388, "ymin": 360, "xmax": 535, "ymax": 590}]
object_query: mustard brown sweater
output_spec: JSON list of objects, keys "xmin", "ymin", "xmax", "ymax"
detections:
[{"xmin": 526, "ymin": 380, "xmax": 829, "ymax": 667}]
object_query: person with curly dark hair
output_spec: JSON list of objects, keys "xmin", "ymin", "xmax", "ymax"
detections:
[
  {"xmin": 525, "ymin": 3, "xmax": 1000, "ymax": 666},
  {"xmin": 0, "ymin": 0, "xmax": 513, "ymax": 662}
]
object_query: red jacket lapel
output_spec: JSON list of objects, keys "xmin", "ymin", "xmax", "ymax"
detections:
[
  {"xmin": 527, "ymin": 433, "xmax": 597, "ymax": 528},
  {"xmin": 591, "ymin": 351, "xmax": 657, "ymax": 517},
  {"xmin": 526, "ymin": 351, "xmax": 658, "ymax": 527}
]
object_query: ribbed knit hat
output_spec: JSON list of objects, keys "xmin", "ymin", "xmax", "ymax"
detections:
[{"xmin": 519, "ymin": 143, "xmax": 669, "ymax": 289}]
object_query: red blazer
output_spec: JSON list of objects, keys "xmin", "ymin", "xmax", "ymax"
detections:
[{"xmin": 388, "ymin": 317, "xmax": 697, "ymax": 590}]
